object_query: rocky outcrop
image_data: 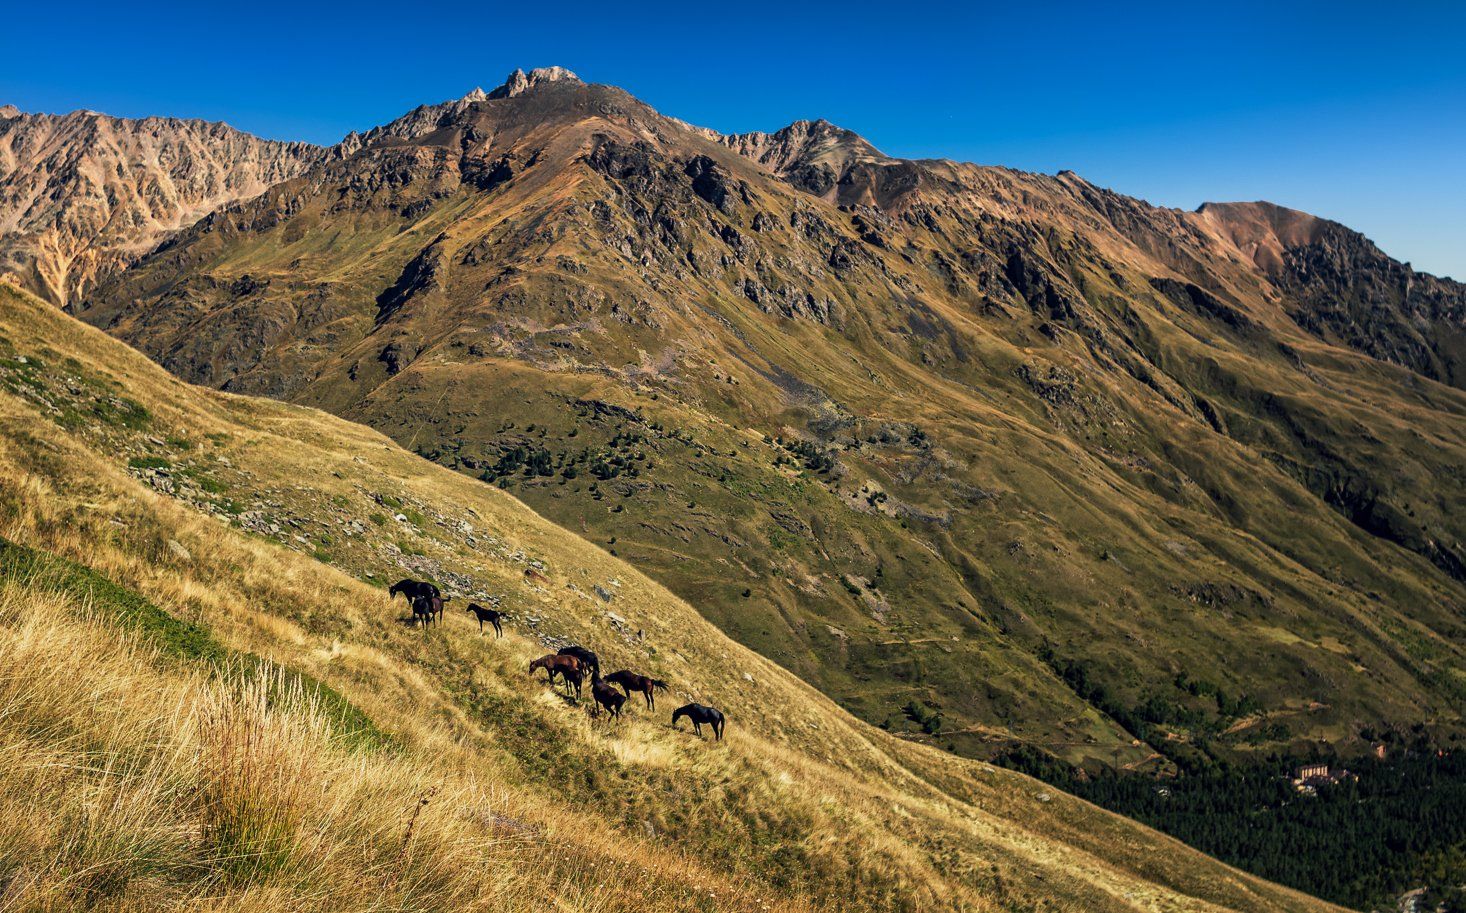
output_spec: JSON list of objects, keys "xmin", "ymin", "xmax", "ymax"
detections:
[
  {"xmin": 716, "ymin": 118, "xmax": 885, "ymax": 173},
  {"xmin": 488, "ymin": 66, "xmax": 581, "ymax": 99}
]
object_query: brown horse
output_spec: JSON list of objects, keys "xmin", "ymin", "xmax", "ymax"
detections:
[
  {"xmin": 605, "ymin": 670, "xmax": 669, "ymax": 710},
  {"xmin": 410, "ymin": 593, "xmax": 442, "ymax": 628},
  {"xmin": 529, "ymin": 654, "xmax": 584, "ymax": 696},
  {"xmin": 590, "ymin": 674, "xmax": 626, "ymax": 718}
]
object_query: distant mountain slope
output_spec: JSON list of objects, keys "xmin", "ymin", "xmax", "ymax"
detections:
[
  {"xmin": 78, "ymin": 69, "xmax": 1466, "ymax": 770},
  {"xmin": 0, "ymin": 105, "xmax": 320, "ymax": 305},
  {"xmin": 1197, "ymin": 201, "xmax": 1466, "ymax": 386},
  {"xmin": 0, "ymin": 279, "xmax": 1343, "ymax": 913}
]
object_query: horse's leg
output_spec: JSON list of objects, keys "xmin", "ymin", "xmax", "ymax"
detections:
[{"xmin": 492, "ymin": 619, "xmax": 502, "ymax": 638}]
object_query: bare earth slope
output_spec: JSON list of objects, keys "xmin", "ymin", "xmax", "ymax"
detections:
[
  {"xmin": 0, "ymin": 105, "xmax": 320, "ymax": 306},
  {"xmin": 77, "ymin": 69, "xmax": 1466, "ymax": 768},
  {"xmin": 0, "ymin": 279, "xmax": 1342, "ymax": 912}
]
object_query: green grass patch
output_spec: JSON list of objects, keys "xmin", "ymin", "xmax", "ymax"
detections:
[{"xmin": 0, "ymin": 538, "xmax": 388, "ymax": 752}]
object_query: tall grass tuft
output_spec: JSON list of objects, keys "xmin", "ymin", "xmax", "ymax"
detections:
[{"xmin": 192, "ymin": 668, "xmax": 319, "ymax": 885}]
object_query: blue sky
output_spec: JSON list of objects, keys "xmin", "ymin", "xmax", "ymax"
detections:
[{"xmin": 5, "ymin": 1, "xmax": 1464, "ymax": 277}]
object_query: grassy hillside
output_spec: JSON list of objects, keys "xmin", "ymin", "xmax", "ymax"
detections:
[{"xmin": 0, "ymin": 279, "xmax": 1343, "ymax": 911}]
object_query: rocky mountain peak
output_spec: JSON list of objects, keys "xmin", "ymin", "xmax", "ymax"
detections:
[
  {"xmin": 0, "ymin": 105, "xmax": 19, "ymax": 120},
  {"xmin": 461, "ymin": 86, "xmax": 487, "ymax": 103},
  {"xmin": 488, "ymin": 66, "xmax": 581, "ymax": 99},
  {"xmin": 715, "ymin": 116, "xmax": 885, "ymax": 176}
]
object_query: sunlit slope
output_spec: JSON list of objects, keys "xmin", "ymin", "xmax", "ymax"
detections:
[{"xmin": 0, "ymin": 280, "xmax": 1340, "ymax": 912}]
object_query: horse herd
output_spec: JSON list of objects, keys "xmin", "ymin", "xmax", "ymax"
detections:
[{"xmin": 389, "ymin": 578, "xmax": 726, "ymax": 740}]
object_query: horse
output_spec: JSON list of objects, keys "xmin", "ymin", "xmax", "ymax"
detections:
[
  {"xmin": 671, "ymin": 703, "xmax": 725, "ymax": 740},
  {"xmin": 605, "ymin": 670, "xmax": 669, "ymax": 710},
  {"xmin": 410, "ymin": 593, "xmax": 442, "ymax": 628},
  {"xmin": 429, "ymin": 594, "xmax": 445, "ymax": 626},
  {"xmin": 590, "ymin": 674, "xmax": 626, "ymax": 718},
  {"xmin": 465, "ymin": 603, "xmax": 505, "ymax": 637},
  {"xmin": 557, "ymin": 665, "xmax": 585, "ymax": 698},
  {"xmin": 557, "ymin": 645, "xmax": 600, "ymax": 678},
  {"xmin": 529, "ymin": 654, "xmax": 583, "ymax": 695},
  {"xmin": 388, "ymin": 578, "xmax": 441, "ymax": 604}
]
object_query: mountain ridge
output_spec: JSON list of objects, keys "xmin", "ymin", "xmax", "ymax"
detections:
[{"xmin": 0, "ymin": 106, "xmax": 322, "ymax": 305}]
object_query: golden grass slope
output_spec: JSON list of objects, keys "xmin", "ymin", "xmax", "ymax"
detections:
[{"xmin": 0, "ymin": 280, "xmax": 1340, "ymax": 912}]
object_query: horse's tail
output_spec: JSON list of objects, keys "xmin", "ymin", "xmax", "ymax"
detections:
[{"xmin": 652, "ymin": 679, "xmax": 669, "ymax": 691}]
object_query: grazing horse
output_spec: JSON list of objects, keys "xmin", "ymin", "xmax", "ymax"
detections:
[
  {"xmin": 529, "ymin": 654, "xmax": 583, "ymax": 695},
  {"xmin": 605, "ymin": 670, "xmax": 669, "ymax": 710},
  {"xmin": 557, "ymin": 645, "xmax": 600, "ymax": 678},
  {"xmin": 465, "ymin": 603, "xmax": 505, "ymax": 637},
  {"xmin": 389, "ymin": 578, "xmax": 440, "ymax": 604},
  {"xmin": 590, "ymin": 674, "xmax": 626, "ymax": 718},
  {"xmin": 671, "ymin": 703, "xmax": 725, "ymax": 741}
]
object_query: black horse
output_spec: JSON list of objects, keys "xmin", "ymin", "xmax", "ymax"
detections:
[
  {"xmin": 590, "ymin": 673, "xmax": 626, "ymax": 718},
  {"xmin": 388, "ymin": 578, "xmax": 440, "ymax": 604},
  {"xmin": 465, "ymin": 603, "xmax": 505, "ymax": 637},
  {"xmin": 557, "ymin": 645, "xmax": 600, "ymax": 678},
  {"xmin": 671, "ymin": 703, "xmax": 725, "ymax": 740}
]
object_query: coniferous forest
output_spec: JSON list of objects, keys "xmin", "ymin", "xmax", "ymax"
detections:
[{"xmin": 1000, "ymin": 743, "xmax": 1466, "ymax": 911}]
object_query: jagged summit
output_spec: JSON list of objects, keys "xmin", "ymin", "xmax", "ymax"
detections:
[
  {"xmin": 0, "ymin": 104, "xmax": 19, "ymax": 119},
  {"xmin": 716, "ymin": 117, "xmax": 885, "ymax": 172},
  {"xmin": 487, "ymin": 66, "xmax": 581, "ymax": 99}
]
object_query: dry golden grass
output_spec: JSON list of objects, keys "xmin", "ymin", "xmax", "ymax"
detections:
[{"xmin": 0, "ymin": 281, "xmax": 1346, "ymax": 912}]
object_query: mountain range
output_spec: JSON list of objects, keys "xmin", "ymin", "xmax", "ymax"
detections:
[{"xmin": 3, "ymin": 67, "xmax": 1462, "ymax": 771}]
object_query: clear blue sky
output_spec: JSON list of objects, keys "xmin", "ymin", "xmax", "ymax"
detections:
[{"xmin": 5, "ymin": 1, "xmax": 1464, "ymax": 278}]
